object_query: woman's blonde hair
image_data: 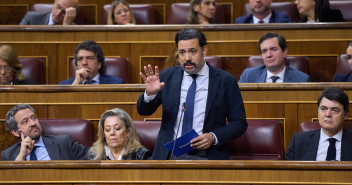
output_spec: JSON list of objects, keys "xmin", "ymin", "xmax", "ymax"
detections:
[
  {"xmin": 164, "ymin": 48, "xmax": 179, "ymax": 68},
  {"xmin": 0, "ymin": 45, "xmax": 25, "ymax": 83},
  {"xmin": 107, "ymin": 0, "xmax": 136, "ymax": 25},
  {"xmin": 88, "ymin": 108, "xmax": 143, "ymax": 160}
]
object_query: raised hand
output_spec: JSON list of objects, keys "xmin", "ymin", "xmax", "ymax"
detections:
[
  {"xmin": 16, "ymin": 132, "xmax": 35, "ymax": 161},
  {"xmin": 72, "ymin": 68, "xmax": 90, "ymax": 85},
  {"xmin": 63, "ymin": 7, "xmax": 77, "ymax": 25},
  {"xmin": 140, "ymin": 64, "xmax": 165, "ymax": 96}
]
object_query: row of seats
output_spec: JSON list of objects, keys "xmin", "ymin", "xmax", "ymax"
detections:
[
  {"xmin": 20, "ymin": 54, "xmax": 351, "ymax": 84},
  {"xmin": 30, "ymin": 1, "xmax": 352, "ymax": 24},
  {"xmin": 40, "ymin": 118, "xmax": 346, "ymax": 160}
]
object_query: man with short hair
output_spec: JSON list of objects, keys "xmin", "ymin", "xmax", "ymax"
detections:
[
  {"xmin": 20, "ymin": 0, "xmax": 79, "ymax": 25},
  {"xmin": 137, "ymin": 28, "xmax": 247, "ymax": 160},
  {"xmin": 59, "ymin": 40, "xmax": 124, "ymax": 85},
  {"xmin": 235, "ymin": 0, "xmax": 290, "ymax": 24},
  {"xmin": 1, "ymin": 104, "xmax": 89, "ymax": 161},
  {"xmin": 286, "ymin": 87, "xmax": 352, "ymax": 161},
  {"xmin": 238, "ymin": 32, "xmax": 310, "ymax": 83}
]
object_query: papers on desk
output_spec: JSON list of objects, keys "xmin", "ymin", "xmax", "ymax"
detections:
[{"xmin": 164, "ymin": 129, "xmax": 199, "ymax": 157}]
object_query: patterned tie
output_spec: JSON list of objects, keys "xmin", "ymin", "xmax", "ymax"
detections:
[
  {"xmin": 30, "ymin": 146, "xmax": 38, "ymax": 160},
  {"xmin": 84, "ymin": 79, "xmax": 96, "ymax": 84},
  {"xmin": 326, "ymin": 138, "xmax": 337, "ymax": 161},
  {"xmin": 182, "ymin": 74, "xmax": 197, "ymax": 136},
  {"xmin": 270, "ymin": 76, "xmax": 280, "ymax": 83}
]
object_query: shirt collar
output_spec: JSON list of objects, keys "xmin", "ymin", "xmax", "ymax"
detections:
[
  {"xmin": 83, "ymin": 74, "xmax": 100, "ymax": 84},
  {"xmin": 105, "ymin": 145, "xmax": 125, "ymax": 160},
  {"xmin": 48, "ymin": 13, "xmax": 55, "ymax": 25},
  {"xmin": 34, "ymin": 136, "xmax": 46, "ymax": 147},
  {"xmin": 320, "ymin": 128, "xmax": 343, "ymax": 142},
  {"xmin": 253, "ymin": 13, "xmax": 272, "ymax": 24},
  {"xmin": 266, "ymin": 66, "xmax": 286, "ymax": 81}
]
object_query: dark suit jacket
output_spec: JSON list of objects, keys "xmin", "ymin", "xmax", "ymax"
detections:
[
  {"xmin": 299, "ymin": 9, "xmax": 345, "ymax": 22},
  {"xmin": 234, "ymin": 10, "xmax": 291, "ymax": 23},
  {"xmin": 285, "ymin": 129, "xmax": 352, "ymax": 161},
  {"xmin": 137, "ymin": 64, "xmax": 248, "ymax": 160},
  {"xmin": 333, "ymin": 72, "xmax": 352, "ymax": 82},
  {"xmin": 238, "ymin": 65, "xmax": 310, "ymax": 83},
  {"xmin": 20, "ymin": 12, "xmax": 51, "ymax": 25},
  {"xmin": 59, "ymin": 74, "xmax": 124, "ymax": 84},
  {"xmin": 1, "ymin": 135, "xmax": 89, "ymax": 161}
]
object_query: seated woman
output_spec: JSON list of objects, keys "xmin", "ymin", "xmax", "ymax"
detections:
[
  {"xmin": 333, "ymin": 41, "xmax": 352, "ymax": 82},
  {"xmin": 294, "ymin": 0, "xmax": 345, "ymax": 22},
  {"xmin": 0, "ymin": 45, "xmax": 33, "ymax": 85},
  {"xmin": 108, "ymin": 0, "xmax": 136, "ymax": 25},
  {"xmin": 187, "ymin": 0, "xmax": 216, "ymax": 24},
  {"xmin": 88, "ymin": 108, "xmax": 151, "ymax": 160}
]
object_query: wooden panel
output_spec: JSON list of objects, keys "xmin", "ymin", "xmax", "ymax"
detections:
[
  {"xmin": 0, "ymin": 160, "xmax": 352, "ymax": 184},
  {"xmin": 0, "ymin": 5, "xmax": 27, "ymax": 24}
]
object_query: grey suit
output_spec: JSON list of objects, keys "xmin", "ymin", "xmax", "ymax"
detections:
[
  {"xmin": 285, "ymin": 129, "xmax": 352, "ymax": 161},
  {"xmin": 20, "ymin": 12, "xmax": 51, "ymax": 25},
  {"xmin": 238, "ymin": 65, "xmax": 310, "ymax": 83},
  {"xmin": 1, "ymin": 135, "xmax": 89, "ymax": 161}
]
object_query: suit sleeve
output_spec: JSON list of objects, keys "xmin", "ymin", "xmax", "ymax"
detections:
[
  {"xmin": 136, "ymin": 91, "xmax": 162, "ymax": 115},
  {"xmin": 20, "ymin": 12, "xmax": 31, "ymax": 25},
  {"xmin": 212, "ymin": 75, "xmax": 247, "ymax": 146},
  {"xmin": 238, "ymin": 69, "xmax": 247, "ymax": 83},
  {"xmin": 1, "ymin": 151, "xmax": 8, "ymax": 161},
  {"xmin": 66, "ymin": 135, "xmax": 89, "ymax": 160},
  {"xmin": 285, "ymin": 134, "xmax": 296, "ymax": 160}
]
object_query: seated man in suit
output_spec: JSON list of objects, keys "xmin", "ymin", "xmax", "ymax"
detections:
[
  {"xmin": 1, "ymin": 104, "xmax": 89, "ymax": 161},
  {"xmin": 333, "ymin": 41, "xmax": 352, "ymax": 82},
  {"xmin": 235, "ymin": 0, "xmax": 291, "ymax": 24},
  {"xmin": 59, "ymin": 40, "xmax": 123, "ymax": 85},
  {"xmin": 286, "ymin": 87, "xmax": 352, "ymax": 161},
  {"xmin": 238, "ymin": 32, "xmax": 310, "ymax": 83},
  {"xmin": 20, "ymin": 0, "xmax": 79, "ymax": 25}
]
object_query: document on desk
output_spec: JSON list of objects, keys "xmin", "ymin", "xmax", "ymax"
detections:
[{"xmin": 165, "ymin": 129, "xmax": 199, "ymax": 157}]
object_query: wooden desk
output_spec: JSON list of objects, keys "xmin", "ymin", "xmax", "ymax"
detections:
[
  {"xmin": 0, "ymin": 160, "xmax": 352, "ymax": 184},
  {"xmin": 0, "ymin": 83, "xmax": 352, "ymax": 152},
  {"xmin": 0, "ymin": 23, "xmax": 351, "ymax": 83}
]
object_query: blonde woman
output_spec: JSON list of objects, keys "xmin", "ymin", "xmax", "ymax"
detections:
[{"xmin": 107, "ymin": 0, "xmax": 136, "ymax": 25}]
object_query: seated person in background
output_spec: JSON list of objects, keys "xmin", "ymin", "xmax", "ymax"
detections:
[
  {"xmin": 286, "ymin": 87, "xmax": 352, "ymax": 161},
  {"xmin": 238, "ymin": 32, "xmax": 310, "ymax": 83},
  {"xmin": 59, "ymin": 40, "xmax": 124, "ymax": 85},
  {"xmin": 295, "ymin": 0, "xmax": 345, "ymax": 23},
  {"xmin": 88, "ymin": 108, "xmax": 151, "ymax": 160},
  {"xmin": 20, "ymin": 0, "xmax": 79, "ymax": 25},
  {"xmin": 235, "ymin": 0, "xmax": 291, "ymax": 24},
  {"xmin": 108, "ymin": 0, "xmax": 136, "ymax": 25},
  {"xmin": 0, "ymin": 45, "xmax": 34, "ymax": 85},
  {"xmin": 164, "ymin": 48, "xmax": 179, "ymax": 68},
  {"xmin": 1, "ymin": 104, "xmax": 89, "ymax": 161},
  {"xmin": 333, "ymin": 41, "xmax": 352, "ymax": 82},
  {"xmin": 187, "ymin": 0, "xmax": 216, "ymax": 24}
]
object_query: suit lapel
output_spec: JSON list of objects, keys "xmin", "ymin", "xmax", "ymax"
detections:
[
  {"xmin": 257, "ymin": 67, "xmax": 267, "ymax": 82},
  {"xmin": 347, "ymin": 72, "xmax": 352, "ymax": 82},
  {"xmin": 204, "ymin": 65, "xmax": 220, "ymax": 122},
  {"xmin": 170, "ymin": 67, "xmax": 183, "ymax": 126},
  {"xmin": 43, "ymin": 136, "xmax": 61, "ymax": 160},
  {"xmin": 283, "ymin": 68, "xmax": 294, "ymax": 82},
  {"xmin": 305, "ymin": 131, "xmax": 320, "ymax": 160},
  {"xmin": 12, "ymin": 143, "xmax": 21, "ymax": 160},
  {"xmin": 341, "ymin": 129, "xmax": 352, "ymax": 161}
]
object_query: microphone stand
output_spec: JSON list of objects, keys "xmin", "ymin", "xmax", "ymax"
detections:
[{"xmin": 169, "ymin": 102, "xmax": 186, "ymax": 160}]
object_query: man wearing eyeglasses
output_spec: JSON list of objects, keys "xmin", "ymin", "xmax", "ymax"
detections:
[{"xmin": 20, "ymin": 0, "xmax": 79, "ymax": 25}]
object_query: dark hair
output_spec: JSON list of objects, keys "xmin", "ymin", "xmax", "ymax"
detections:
[
  {"xmin": 5, "ymin": 104, "xmax": 36, "ymax": 131},
  {"xmin": 187, "ymin": 0, "xmax": 216, "ymax": 24},
  {"xmin": 317, "ymin": 87, "xmax": 349, "ymax": 114},
  {"xmin": 258, "ymin": 32, "xmax": 287, "ymax": 52},
  {"xmin": 74, "ymin": 40, "xmax": 105, "ymax": 75},
  {"xmin": 314, "ymin": 0, "xmax": 331, "ymax": 22},
  {"xmin": 175, "ymin": 28, "xmax": 207, "ymax": 48},
  {"xmin": 347, "ymin": 41, "xmax": 352, "ymax": 50}
]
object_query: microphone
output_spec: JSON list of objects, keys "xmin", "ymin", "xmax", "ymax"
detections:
[{"xmin": 169, "ymin": 102, "xmax": 186, "ymax": 160}]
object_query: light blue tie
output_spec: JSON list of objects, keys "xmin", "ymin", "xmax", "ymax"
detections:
[{"xmin": 182, "ymin": 74, "xmax": 197, "ymax": 136}]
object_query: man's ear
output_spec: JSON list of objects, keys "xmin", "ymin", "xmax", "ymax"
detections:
[{"xmin": 11, "ymin": 129, "xmax": 20, "ymax": 137}]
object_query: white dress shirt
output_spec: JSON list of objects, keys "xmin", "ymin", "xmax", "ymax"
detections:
[
  {"xmin": 266, "ymin": 66, "xmax": 286, "ymax": 83},
  {"xmin": 253, "ymin": 13, "xmax": 272, "ymax": 24},
  {"xmin": 316, "ymin": 129, "xmax": 342, "ymax": 161}
]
